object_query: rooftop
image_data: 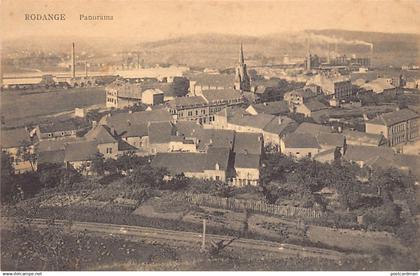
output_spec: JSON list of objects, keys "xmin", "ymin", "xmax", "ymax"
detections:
[
  {"xmin": 167, "ymin": 96, "xmax": 207, "ymax": 109},
  {"xmin": 84, "ymin": 125, "xmax": 117, "ymax": 144},
  {"xmin": 148, "ymin": 121, "xmax": 174, "ymax": 144},
  {"xmin": 64, "ymin": 141, "xmax": 98, "ymax": 162},
  {"xmin": 234, "ymin": 132, "xmax": 263, "ymax": 155},
  {"xmin": 247, "ymin": 101, "xmax": 289, "ymax": 115},
  {"xmin": 234, "ymin": 153, "xmax": 260, "ymax": 169},
  {"xmin": 294, "ymin": 122, "xmax": 332, "ymax": 135},
  {"xmin": 1, "ymin": 128, "xmax": 31, "ymax": 148},
  {"xmin": 201, "ymin": 89, "xmax": 243, "ymax": 103},
  {"xmin": 283, "ymin": 132, "xmax": 321, "ymax": 149},
  {"xmin": 367, "ymin": 109, "xmax": 419, "ymax": 126}
]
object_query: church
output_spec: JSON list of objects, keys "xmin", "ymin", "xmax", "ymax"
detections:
[{"xmin": 234, "ymin": 43, "xmax": 251, "ymax": 92}]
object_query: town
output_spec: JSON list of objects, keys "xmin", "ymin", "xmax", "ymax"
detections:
[{"xmin": 1, "ymin": 33, "xmax": 420, "ymax": 270}]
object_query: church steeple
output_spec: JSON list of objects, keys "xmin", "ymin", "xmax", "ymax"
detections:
[
  {"xmin": 239, "ymin": 42, "xmax": 244, "ymax": 65},
  {"xmin": 234, "ymin": 42, "xmax": 250, "ymax": 92}
]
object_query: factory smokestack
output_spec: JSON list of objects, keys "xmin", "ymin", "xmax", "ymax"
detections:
[
  {"xmin": 85, "ymin": 61, "xmax": 88, "ymax": 77},
  {"xmin": 71, "ymin": 42, "xmax": 76, "ymax": 78},
  {"xmin": 370, "ymin": 43, "xmax": 374, "ymax": 69},
  {"xmin": 327, "ymin": 43, "xmax": 331, "ymax": 64}
]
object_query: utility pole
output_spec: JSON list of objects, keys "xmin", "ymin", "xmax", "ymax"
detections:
[{"xmin": 201, "ymin": 218, "xmax": 206, "ymax": 252}]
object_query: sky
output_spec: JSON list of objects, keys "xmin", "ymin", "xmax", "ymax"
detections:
[{"xmin": 1, "ymin": 0, "xmax": 419, "ymax": 41}]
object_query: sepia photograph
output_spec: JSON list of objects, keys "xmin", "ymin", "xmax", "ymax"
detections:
[{"xmin": 0, "ymin": 0, "xmax": 419, "ymax": 273}]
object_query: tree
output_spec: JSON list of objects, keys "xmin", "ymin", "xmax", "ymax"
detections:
[
  {"xmin": 371, "ymin": 168, "xmax": 411, "ymax": 203},
  {"xmin": 17, "ymin": 140, "xmax": 36, "ymax": 172},
  {"xmin": 90, "ymin": 153, "xmax": 105, "ymax": 176},
  {"xmin": 1, "ymin": 151, "xmax": 18, "ymax": 202}
]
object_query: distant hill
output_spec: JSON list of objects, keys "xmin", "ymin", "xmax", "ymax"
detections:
[{"xmin": 2, "ymin": 30, "xmax": 419, "ymax": 72}]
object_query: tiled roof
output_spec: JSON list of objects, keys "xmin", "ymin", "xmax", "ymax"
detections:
[
  {"xmin": 64, "ymin": 141, "xmax": 98, "ymax": 162},
  {"xmin": 361, "ymin": 78, "xmax": 395, "ymax": 93},
  {"xmin": 367, "ymin": 109, "xmax": 419, "ymax": 126},
  {"xmin": 37, "ymin": 138, "xmax": 76, "ymax": 152},
  {"xmin": 263, "ymin": 116, "xmax": 298, "ymax": 136},
  {"xmin": 148, "ymin": 122, "xmax": 174, "ymax": 144},
  {"xmin": 37, "ymin": 150, "xmax": 65, "ymax": 165},
  {"xmin": 283, "ymin": 133, "xmax": 321, "ymax": 149},
  {"xmin": 302, "ymin": 99, "xmax": 328, "ymax": 112},
  {"xmin": 152, "ymin": 147, "xmax": 230, "ymax": 174},
  {"xmin": 201, "ymin": 89, "xmax": 243, "ymax": 103},
  {"xmin": 343, "ymin": 145, "xmax": 394, "ymax": 164},
  {"xmin": 38, "ymin": 120, "xmax": 80, "ymax": 133},
  {"xmin": 167, "ymin": 96, "xmax": 207, "ymax": 109},
  {"xmin": 229, "ymin": 112, "xmax": 275, "ymax": 129},
  {"xmin": 248, "ymin": 101, "xmax": 289, "ymax": 115},
  {"xmin": 84, "ymin": 125, "xmax": 117, "ymax": 144},
  {"xmin": 284, "ymin": 89, "xmax": 317, "ymax": 99},
  {"xmin": 294, "ymin": 122, "xmax": 332, "ymax": 135},
  {"xmin": 104, "ymin": 109, "xmax": 172, "ymax": 129},
  {"xmin": 316, "ymin": 133, "xmax": 345, "ymax": 147},
  {"xmin": 187, "ymin": 73, "xmax": 235, "ymax": 87},
  {"xmin": 234, "ymin": 132, "xmax": 263, "ymax": 155},
  {"xmin": 198, "ymin": 129, "xmax": 235, "ymax": 151},
  {"xmin": 119, "ymin": 123, "xmax": 149, "ymax": 138},
  {"xmin": 234, "ymin": 153, "xmax": 260, "ymax": 169},
  {"xmin": 342, "ymin": 130, "xmax": 384, "ymax": 146},
  {"xmin": 1, "ymin": 128, "xmax": 31, "ymax": 148}
]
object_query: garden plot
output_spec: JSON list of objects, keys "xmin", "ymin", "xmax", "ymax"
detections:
[
  {"xmin": 182, "ymin": 207, "xmax": 247, "ymax": 232},
  {"xmin": 38, "ymin": 194, "xmax": 84, "ymax": 208},
  {"xmin": 248, "ymin": 214, "xmax": 307, "ymax": 242},
  {"xmin": 307, "ymin": 225, "xmax": 407, "ymax": 253},
  {"xmin": 132, "ymin": 196, "xmax": 190, "ymax": 221}
]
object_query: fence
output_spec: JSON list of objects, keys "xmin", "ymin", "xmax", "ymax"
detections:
[{"xmin": 182, "ymin": 193, "xmax": 323, "ymax": 219}]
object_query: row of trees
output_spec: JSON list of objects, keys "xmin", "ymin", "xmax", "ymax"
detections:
[{"xmin": 260, "ymin": 153, "xmax": 415, "ymax": 228}]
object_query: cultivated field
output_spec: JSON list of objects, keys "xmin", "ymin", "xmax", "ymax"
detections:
[{"xmin": 1, "ymin": 87, "xmax": 106, "ymax": 127}]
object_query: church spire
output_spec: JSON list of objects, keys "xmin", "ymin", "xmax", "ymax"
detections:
[{"xmin": 239, "ymin": 42, "xmax": 244, "ymax": 65}]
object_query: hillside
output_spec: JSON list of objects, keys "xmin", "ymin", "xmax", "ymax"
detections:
[{"xmin": 2, "ymin": 30, "xmax": 419, "ymax": 72}]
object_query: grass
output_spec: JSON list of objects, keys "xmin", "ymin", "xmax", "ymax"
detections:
[{"xmin": 1, "ymin": 87, "xmax": 105, "ymax": 127}]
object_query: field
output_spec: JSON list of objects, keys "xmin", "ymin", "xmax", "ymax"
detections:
[
  {"xmin": 1, "ymin": 224, "xmax": 417, "ymax": 271},
  {"xmin": 0, "ymin": 87, "xmax": 106, "ymax": 127}
]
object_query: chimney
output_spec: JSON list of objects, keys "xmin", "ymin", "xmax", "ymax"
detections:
[
  {"xmin": 71, "ymin": 42, "xmax": 76, "ymax": 78},
  {"xmin": 92, "ymin": 120, "xmax": 97, "ymax": 128},
  {"xmin": 370, "ymin": 43, "xmax": 374, "ymax": 69},
  {"xmin": 327, "ymin": 43, "xmax": 331, "ymax": 64},
  {"xmin": 85, "ymin": 61, "xmax": 88, "ymax": 77},
  {"xmin": 363, "ymin": 113, "xmax": 369, "ymax": 121},
  {"xmin": 278, "ymin": 117, "xmax": 283, "ymax": 124}
]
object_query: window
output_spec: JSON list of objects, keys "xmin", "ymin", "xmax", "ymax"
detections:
[
  {"xmin": 216, "ymin": 176, "xmax": 220, "ymax": 181},
  {"xmin": 106, "ymin": 147, "xmax": 113, "ymax": 154}
]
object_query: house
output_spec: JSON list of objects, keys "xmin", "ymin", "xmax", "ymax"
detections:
[
  {"xmin": 360, "ymin": 78, "xmax": 397, "ymax": 95},
  {"xmin": 293, "ymin": 98, "xmax": 328, "ymax": 118},
  {"xmin": 84, "ymin": 125, "xmax": 119, "ymax": 159},
  {"xmin": 64, "ymin": 141, "xmax": 99, "ymax": 173},
  {"xmin": 316, "ymin": 132, "xmax": 346, "ymax": 153},
  {"xmin": 141, "ymin": 89, "xmax": 164, "ymax": 105},
  {"xmin": 343, "ymin": 145, "xmax": 395, "ymax": 168},
  {"xmin": 365, "ymin": 109, "xmax": 420, "ymax": 147},
  {"xmin": 233, "ymin": 153, "xmax": 260, "ymax": 186},
  {"xmin": 342, "ymin": 130, "xmax": 385, "ymax": 147},
  {"xmin": 234, "ymin": 132, "xmax": 263, "ymax": 155},
  {"xmin": 105, "ymin": 80, "xmax": 143, "ymax": 108},
  {"xmin": 1, "ymin": 128, "xmax": 34, "ymax": 173},
  {"xmin": 280, "ymin": 132, "xmax": 321, "ymax": 159},
  {"xmin": 37, "ymin": 150, "xmax": 65, "ymax": 167},
  {"xmin": 147, "ymin": 121, "xmax": 176, "ymax": 154},
  {"xmin": 166, "ymin": 96, "xmax": 210, "ymax": 123},
  {"xmin": 245, "ymin": 101, "xmax": 289, "ymax": 116},
  {"xmin": 284, "ymin": 89, "xmax": 317, "ymax": 105},
  {"xmin": 213, "ymin": 107, "xmax": 296, "ymax": 150},
  {"xmin": 36, "ymin": 119, "xmax": 85, "ymax": 141},
  {"xmin": 307, "ymin": 72, "xmax": 352, "ymax": 100},
  {"xmin": 166, "ymin": 89, "xmax": 245, "ymax": 124},
  {"xmin": 186, "ymin": 73, "xmax": 235, "ymax": 95},
  {"xmin": 151, "ymin": 147, "xmax": 231, "ymax": 182},
  {"xmin": 294, "ymin": 122, "xmax": 332, "ymax": 135}
]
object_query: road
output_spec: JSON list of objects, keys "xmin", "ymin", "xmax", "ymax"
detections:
[{"xmin": 1, "ymin": 217, "xmax": 363, "ymax": 260}]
